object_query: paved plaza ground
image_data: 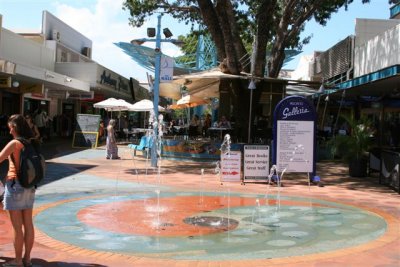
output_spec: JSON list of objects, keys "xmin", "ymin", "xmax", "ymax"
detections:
[{"xmin": 0, "ymin": 138, "xmax": 399, "ymax": 267}]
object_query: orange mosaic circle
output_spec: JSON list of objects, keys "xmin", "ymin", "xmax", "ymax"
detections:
[{"xmin": 77, "ymin": 195, "xmax": 322, "ymax": 237}]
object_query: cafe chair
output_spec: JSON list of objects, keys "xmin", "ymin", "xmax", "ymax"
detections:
[
  {"xmin": 129, "ymin": 135, "xmax": 147, "ymax": 156},
  {"xmin": 129, "ymin": 135, "xmax": 154, "ymax": 156}
]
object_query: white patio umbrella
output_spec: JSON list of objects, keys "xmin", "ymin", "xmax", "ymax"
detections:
[
  {"xmin": 128, "ymin": 99, "xmax": 165, "ymax": 112},
  {"xmin": 128, "ymin": 99, "xmax": 165, "ymax": 128},
  {"xmin": 169, "ymin": 95, "xmax": 210, "ymax": 109},
  {"xmin": 94, "ymin": 98, "xmax": 134, "ymax": 118},
  {"xmin": 93, "ymin": 98, "xmax": 133, "ymax": 111}
]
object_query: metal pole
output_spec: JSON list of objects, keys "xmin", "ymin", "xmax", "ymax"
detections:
[
  {"xmin": 248, "ymin": 89, "xmax": 253, "ymax": 143},
  {"xmin": 151, "ymin": 14, "xmax": 162, "ymax": 167},
  {"xmin": 333, "ymin": 90, "xmax": 346, "ymax": 136},
  {"xmin": 320, "ymin": 95, "xmax": 329, "ymax": 130}
]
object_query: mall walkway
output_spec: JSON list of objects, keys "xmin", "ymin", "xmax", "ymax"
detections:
[{"xmin": 0, "ymin": 138, "xmax": 399, "ymax": 267}]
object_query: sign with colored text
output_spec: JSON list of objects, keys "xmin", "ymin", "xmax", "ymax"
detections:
[
  {"xmin": 160, "ymin": 56, "xmax": 174, "ymax": 83},
  {"xmin": 244, "ymin": 145, "xmax": 270, "ymax": 181},
  {"xmin": 221, "ymin": 151, "xmax": 241, "ymax": 182}
]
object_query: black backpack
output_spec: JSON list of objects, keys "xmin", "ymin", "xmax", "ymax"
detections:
[{"xmin": 11, "ymin": 138, "xmax": 46, "ymax": 188}]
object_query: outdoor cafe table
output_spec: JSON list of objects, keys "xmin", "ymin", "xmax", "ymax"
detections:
[
  {"xmin": 207, "ymin": 127, "xmax": 232, "ymax": 140},
  {"xmin": 173, "ymin": 125, "xmax": 189, "ymax": 135},
  {"xmin": 119, "ymin": 128, "xmax": 152, "ymax": 141},
  {"xmin": 161, "ymin": 137, "xmax": 244, "ymax": 160}
]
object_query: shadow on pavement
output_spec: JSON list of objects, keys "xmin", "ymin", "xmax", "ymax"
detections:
[
  {"xmin": 1, "ymin": 257, "xmax": 107, "ymax": 267},
  {"xmin": 41, "ymin": 162, "xmax": 97, "ymax": 186}
]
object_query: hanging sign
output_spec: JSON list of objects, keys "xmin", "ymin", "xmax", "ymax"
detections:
[
  {"xmin": 272, "ymin": 96, "xmax": 317, "ymax": 174},
  {"xmin": 221, "ymin": 151, "xmax": 241, "ymax": 182},
  {"xmin": 160, "ymin": 56, "xmax": 174, "ymax": 83}
]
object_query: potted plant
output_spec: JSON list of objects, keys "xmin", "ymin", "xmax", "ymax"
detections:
[{"xmin": 329, "ymin": 115, "xmax": 375, "ymax": 177}]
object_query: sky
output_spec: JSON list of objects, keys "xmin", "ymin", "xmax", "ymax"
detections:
[{"xmin": 0, "ymin": 0, "xmax": 394, "ymax": 82}]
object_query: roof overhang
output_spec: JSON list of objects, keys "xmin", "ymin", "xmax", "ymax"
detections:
[
  {"xmin": 321, "ymin": 65, "xmax": 400, "ymax": 100},
  {"xmin": 159, "ymin": 68, "xmax": 322, "ymax": 100}
]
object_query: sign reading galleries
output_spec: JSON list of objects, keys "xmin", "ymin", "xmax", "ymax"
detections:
[{"xmin": 272, "ymin": 96, "xmax": 317, "ymax": 176}]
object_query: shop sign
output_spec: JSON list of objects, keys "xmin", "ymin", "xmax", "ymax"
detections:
[
  {"xmin": 221, "ymin": 151, "xmax": 241, "ymax": 182},
  {"xmin": 20, "ymin": 84, "xmax": 44, "ymax": 94},
  {"xmin": 31, "ymin": 92, "xmax": 46, "ymax": 98},
  {"xmin": 0, "ymin": 77, "xmax": 11, "ymax": 88},
  {"xmin": 118, "ymin": 77, "xmax": 129, "ymax": 91},
  {"xmin": 46, "ymin": 89, "xmax": 67, "ymax": 99},
  {"xmin": 98, "ymin": 69, "xmax": 129, "ymax": 92},
  {"xmin": 67, "ymin": 91, "xmax": 94, "ymax": 100},
  {"xmin": 99, "ymin": 70, "xmax": 118, "ymax": 89}
]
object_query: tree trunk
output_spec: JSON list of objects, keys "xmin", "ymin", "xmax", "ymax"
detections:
[
  {"xmin": 215, "ymin": 0, "xmax": 241, "ymax": 75},
  {"xmin": 197, "ymin": 0, "xmax": 226, "ymax": 61},
  {"xmin": 230, "ymin": 79, "xmax": 249, "ymax": 142},
  {"xmin": 268, "ymin": 44, "xmax": 286, "ymax": 78},
  {"xmin": 252, "ymin": 0, "xmax": 276, "ymax": 77},
  {"xmin": 223, "ymin": 0, "xmax": 249, "ymax": 73}
]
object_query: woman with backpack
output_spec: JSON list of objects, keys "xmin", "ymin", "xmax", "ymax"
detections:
[{"xmin": 0, "ymin": 114, "xmax": 36, "ymax": 267}]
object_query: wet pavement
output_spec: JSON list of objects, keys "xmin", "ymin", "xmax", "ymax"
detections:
[{"xmin": 0, "ymin": 138, "xmax": 399, "ymax": 267}]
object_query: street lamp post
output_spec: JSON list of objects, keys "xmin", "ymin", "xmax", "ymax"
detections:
[
  {"xmin": 150, "ymin": 15, "xmax": 162, "ymax": 167},
  {"xmin": 131, "ymin": 14, "xmax": 182, "ymax": 167}
]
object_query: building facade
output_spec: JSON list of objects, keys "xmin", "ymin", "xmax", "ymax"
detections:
[{"xmin": 0, "ymin": 11, "xmax": 149, "ymax": 142}]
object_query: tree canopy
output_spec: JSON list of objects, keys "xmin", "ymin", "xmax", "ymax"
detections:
[{"xmin": 123, "ymin": 0, "xmax": 376, "ymax": 78}]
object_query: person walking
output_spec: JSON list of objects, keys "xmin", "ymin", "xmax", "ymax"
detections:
[
  {"xmin": 203, "ymin": 114, "xmax": 212, "ymax": 136},
  {"xmin": 106, "ymin": 119, "xmax": 120, "ymax": 159},
  {"xmin": 0, "ymin": 114, "xmax": 36, "ymax": 267},
  {"xmin": 25, "ymin": 114, "xmax": 40, "ymax": 143},
  {"xmin": 33, "ymin": 109, "xmax": 48, "ymax": 142}
]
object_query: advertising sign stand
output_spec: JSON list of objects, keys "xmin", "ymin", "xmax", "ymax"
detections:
[
  {"xmin": 272, "ymin": 96, "xmax": 322, "ymax": 186},
  {"xmin": 73, "ymin": 114, "xmax": 101, "ymax": 149},
  {"xmin": 243, "ymin": 145, "xmax": 270, "ymax": 185},
  {"xmin": 220, "ymin": 151, "xmax": 242, "ymax": 185}
]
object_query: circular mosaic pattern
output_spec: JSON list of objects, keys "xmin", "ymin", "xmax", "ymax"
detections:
[
  {"xmin": 183, "ymin": 216, "xmax": 239, "ymax": 229},
  {"xmin": 34, "ymin": 192, "xmax": 387, "ymax": 260}
]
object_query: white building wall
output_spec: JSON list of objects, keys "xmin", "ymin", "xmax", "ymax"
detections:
[
  {"xmin": 355, "ymin": 18, "xmax": 400, "ymax": 46},
  {"xmin": 0, "ymin": 28, "xmax": 54, "ymax": 70},
  {"xmin": 42, "ymin": 11, "xmax": 92, "ymax": 58},
  {"xmin": 55, "ymin": 62, "xmax": 98, "ymax": 86},
  {"xmin": 354, "ymin": 23, "xmax": 400, "ymax": 77},
  {"xmin": 291, "ymin": 55, "xmax": 314, "ymax": 80},
  {"xmin": 55, "ymin": 62, "xmax": 131, "ymax": 99}
]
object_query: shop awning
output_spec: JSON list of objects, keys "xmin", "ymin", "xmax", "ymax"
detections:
[{"xmin": 159, "ymin": 68, "xmax": 249, "ymax": 100}]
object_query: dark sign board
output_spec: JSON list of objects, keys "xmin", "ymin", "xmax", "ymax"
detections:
[
  {"xmin": 76, "ymin": 114, "xmax": 101, "ymax": 132},
  {"xmin": 72, "ymin": 131, "xmax": 98, "ymax": 148}
]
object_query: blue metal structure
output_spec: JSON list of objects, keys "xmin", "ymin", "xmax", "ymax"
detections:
[
  {"xmin": 151, "ymin": 14, "xmax": 162, "ymax": 167},
  {"xmin": 115, "ymin": 35, "xmax": 299, "ymax": 76}
]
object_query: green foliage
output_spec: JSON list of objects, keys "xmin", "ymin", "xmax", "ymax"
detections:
[
  {"xmin": 122, "ymin": 0, "xmax": 377, "ymax": 77},
  {"xmin": 329, "ymin": 115, "xmax": 375, "ymax": 161}
]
